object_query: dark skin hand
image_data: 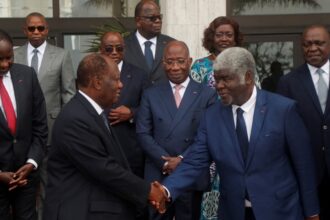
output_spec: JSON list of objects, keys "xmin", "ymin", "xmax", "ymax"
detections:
[
  {"xmin": 108, "ymin": 105, "xmax": 133, "ymax": 125},
  {"xmin": 9, "ymin": 163, "xmax": 34, "ymax": 190},
  {"xmin": 149, "ymin": 181, "xmax": 169, "ymax": 214},
  {"xmin": 162, "ymin": 156, "xmax": 182, "ymax": 175},
  {"xmin": 306, "ymin": 216, "xmax": 320, "ymax": 220},
  {"xmin": 0, "ymin": 171, "xmax": 27, "ymax": 191}
]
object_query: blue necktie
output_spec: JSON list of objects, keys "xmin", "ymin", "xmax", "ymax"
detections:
[
  {"xmin": 236, "ymin": 108, "xmax": 249, "ymax": 162},
  {"xmin": 144, "ymin": 41, "xmax": 154, "ymax": 70}
]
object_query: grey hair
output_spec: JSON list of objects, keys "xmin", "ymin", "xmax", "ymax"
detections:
[{"xmin": 213, "ymin": 47, "xmax": 256, "ymax": 83}]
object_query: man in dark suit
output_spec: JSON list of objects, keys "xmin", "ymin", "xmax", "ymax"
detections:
[
  {"xmin": 154, "ymin": 47, "xmax": 320, "ymax": 220},
  {"xmin": 136, "ymin": 41, "xmax": 217, "ymax": 220},
  {"xmin": 43, "ymin": 53, "xmax": 166, "ymax": 220},
  {"xmin": 0, "ymin": 30, "xmax": 47, "ymax": 220},
  {"xmin": 124, "ymin": 0, "xmax": 174, "ymax": 85},
  {"xmin": 14, "ymin": 12, "xmax": 76, "ymax": 219},
  {"xmin": 100, "ymin": 31, "xmax": 148, "ymax": 179},
  {"xmin": 277, "ymin": 24, "xmax": 330, "ymax": 220}
]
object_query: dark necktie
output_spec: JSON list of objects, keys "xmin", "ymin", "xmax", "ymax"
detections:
[
  {"xmin": 144, "ymin": 41, "xmax": 154, "ymax": 70},
  {"xmin": 101, "ymin": 111, "xmax": 111, "ymax": 134},
  {"xmin": 0, "ymin": 76, "xmax": 16, "ymax": 135},
  {"xmin": 31, "ymin": 48, "xmax": 39, "ymax": 73},
  {"xmin": 316, "ymin": 68, "xmax": 328, "ymax": 112},
  {"xmin": 236, "ymin": 108, "xmax": 249, "ymax": 162}
]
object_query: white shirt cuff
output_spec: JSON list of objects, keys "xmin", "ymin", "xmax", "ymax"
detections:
[{"xmin": 26, "ymin": 159, "xmax": 38, "ymax": 169}]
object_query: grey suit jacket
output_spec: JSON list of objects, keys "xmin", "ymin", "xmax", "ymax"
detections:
[
  {"xmin": 14, "ymin": 42, "xmax": 76, "ymax": 143},
  {"xmin": 124, "ymin": 31, "xmax": 174, "ymax": 85}
]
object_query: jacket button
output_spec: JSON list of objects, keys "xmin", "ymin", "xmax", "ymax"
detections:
[
  {"xmin": 322, "ymin": 146, "xmax": 326, "ymax": 151},
  {"xmin": 184, "ymin": 138, "xmax": 190, "ymax": 143},
  {"xmin": 323, "ymin": 125, "xmax": 328, "ymax": 130},
  {"xmin": 13, "ymin": 139, "xmax": 17, "ymax": 144}
]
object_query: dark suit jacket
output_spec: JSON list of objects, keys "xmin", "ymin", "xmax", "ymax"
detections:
[
  {"xmin": 124, "ymin": 31, "xmax": 174, "ymax": 85},
  {"xmin": 44, "ymin": 92, "xmax": 150, "ymax": 220},
  {"xmin": 136, "ymin": 79, "xmax": 217, "ymax": 189},
  {"xmin": 277, "ymin": 63, "xmax": 330, "ymax": 183},
  {"xmin": 163, "ymin": 89, "xmax": 319, "ymax": 220},
  {"xmin": 0, "ymin": 63, "xmax": 47, "ymax": 172},
  {"xmin": 111, "ymin": 62, "xmax": 148, "ymax": 177},
  {"xmin": 14, "ymin": 43, "xmax": 76, "ymax": 143}
]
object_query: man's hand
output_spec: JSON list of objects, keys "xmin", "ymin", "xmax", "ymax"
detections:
[
  {"xmin": 0, "ymin": 172, "xmax": 15, "ymax": 185},
  {"xmin": 162, "ymin": 156, "xmax": 182, "ymax": 175},
  {"xmin": 109, "ymin": 105, "xmax": 133, "ymax": 125},
  {"xmin": 149, "ymin": 181, "xmax": 169, "ymax": 214},
  {"xmin": 9, "ymin": 163, "xmax": 34, "ymax": 190}
]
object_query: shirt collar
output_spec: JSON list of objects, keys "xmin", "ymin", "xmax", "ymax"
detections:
[
  {"xmin": 28, "ymin": 41, "xmax": 47, "ymax": 56},
  {"xmin": 78, "ymin": 90, "xmax": 104, "ymax": 115},
  {"xmin": 232, "ymin": 86, "xmax": 257, "ymax": 114},
  {"xmin": 135, "ymin": 30, "xmax": 157, "ymax": 47},
  {"xmin": 169, "ymin": 77, "xmax": 190, "ymax": 89},
  {"xmin": 117, "ymin": 61, "xmax": 123, "ymax": 72},
  {"xmin": 307, "ymin": 59, "xmax": 330, "ymax": 75}
]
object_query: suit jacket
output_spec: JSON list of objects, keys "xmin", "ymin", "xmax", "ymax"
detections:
[
  {"xmin": 136, "ymin": 79, "xmax": 217, "ymax": 189},
  {"xmin": 14, "ymin": 43, "xmax": 76, "ymax": 143},
  {"xmin": 0, "ymin": 64, "xmax": 47, "ymax": 171},
  {"xmin": 44, "ymin": 92, "xmax": 150, "ymax": 220},
  {"xmin": 163, "ymin": 89, "xmax": 319, "ymax": 220},
  {"xmin": 111, "ymin": 61, "xmax": 148, "ymax": 177},
  {"xmin": 277, "ymin": 63, "xmax": 330, "ymax": 183},
  {"xmin": 124, "ymin": 31, "xmax": 174, "ymax": 85}
]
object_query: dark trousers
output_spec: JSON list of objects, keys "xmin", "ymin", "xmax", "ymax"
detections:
[
  {"xmin": 0, "ymin": 172, "xmax": 39, "ymax": 220},
  {"xmin": 245, "ymin": 207, "xmax": 256, "ymax": 220},
  {"xmin": 319, "ymin": 175, "xmax": 330, "ymax": 220}
]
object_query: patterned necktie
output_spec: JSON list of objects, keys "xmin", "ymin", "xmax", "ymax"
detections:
[
  {"xmin": 236, "ymin": 108, "xmax": 248, "ymax": 162},
  {"xmin": 316, "ymin": 68, "xmax": 328, "ymax": 112},
  {"xmin": 0, "ymin": 75, "xmax": 16, "ymax": 135},
  {"xmin": 31, "ymin": 48, "xmax": 39, "ymax": 73},
  {"xmin": 174, "ymin": 84, "xmax": 183, "ymax": 108},
  {"xmin": 144, "ymin": 41, "xmax": 154, "ymax": 70}
]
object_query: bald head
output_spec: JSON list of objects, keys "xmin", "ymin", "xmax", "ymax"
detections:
[
  {"xmin": 164, "ymin": 41, "xmax": 190, "ymax": 58},
  {"xmin": 99, "ymin": 32, "xmax": 125, "ymax": 64}
]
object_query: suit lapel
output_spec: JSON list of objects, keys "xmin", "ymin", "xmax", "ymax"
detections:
[
  {"xmin": 14, "ymin": 44, "xmax": 29, "ymax": 65},
  {"xmin": 129, "ymin": 34, "xmax": 148, "ymax": 71},
  {"xmin": 166, "ymin": 80, "xmax": 200, "ymax": 136},
  {"xmin": 38, "ymin": 44, "xmax": 53, "ymax": 78},
  {"xmin": 117, "ymin": 62, "xmax": 131, "ymax": 105},
  {"xmin": 220, "ymin": 105, "xmax": 245, "ymax": 167},
  {"xmin": 159, "ymin": 83, "xmax": 177, "ymax": 119},
  {"xmin": 246, "ymin": 90, "xmax": 267, "ymax": 168},
  {"xmin": 298, "ymin": 65, "xmax": 323, "ymax": 115}
]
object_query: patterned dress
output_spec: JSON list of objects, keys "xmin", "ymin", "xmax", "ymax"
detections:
[{"xmin": 191, "ymin": 56, "xmax": 220, "ymax": 220}]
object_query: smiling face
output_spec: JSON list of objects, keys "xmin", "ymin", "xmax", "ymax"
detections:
[
  {"xmin": 163, "ymin": 42, "xmax": 192, "ymax": 84},
  {"xmin": 302, "ymin": 26, "xmax": 330, "ymax": 68},
  {"xmin": 0, "ymin": 39, "xmax": 13, "ymax": 75},
  {"xmin": 213, "ymin": 24, "xmax": 236, "ymax": 54},
  {"xmin": 24, "ymin": 15, "xmax": 49, "ymax": 48}
]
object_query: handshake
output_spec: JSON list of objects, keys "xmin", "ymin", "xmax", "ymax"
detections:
[{"xmin": 148, "ymin": 181, "xmax": 170, "ymax": 213}]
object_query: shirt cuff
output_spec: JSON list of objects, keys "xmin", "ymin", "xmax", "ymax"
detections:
[
  {"xmin": 162, "ymin": 185, "xmax": 171, "ymax": 198},
  {"xmin": 26, "ymin": 159, "xmax": 38, "ymax": 170}
]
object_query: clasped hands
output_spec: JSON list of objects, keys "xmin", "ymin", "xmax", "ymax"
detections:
[
  {"xmin": 0, "ymin": 163, "xmax": 34, "ymax": 191},
  {"xmin": 149, "ymin": 181, "xmax": 170, "ymax": 214}
]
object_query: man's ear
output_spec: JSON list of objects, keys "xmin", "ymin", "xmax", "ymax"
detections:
[
  {"xmin": 245, "ymin": 70, "xmax": 254, "ymax": 85},
  {"xmin": 91, "ymin": 75, "xmax": 103, "ymax": 90}
]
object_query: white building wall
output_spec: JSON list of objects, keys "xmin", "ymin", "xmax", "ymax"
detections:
[{"xmin": 159, "ymin": 0, "xmax": 226, "ymax": 61}]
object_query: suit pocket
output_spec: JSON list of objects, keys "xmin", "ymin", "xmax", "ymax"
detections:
[
  {"xmin": 275, "ymin": 184, "xmax": 297, "ymax": 199},
  {"xmin": 89, "ymin": 201, "xmax": 122, "ymax": 213}
]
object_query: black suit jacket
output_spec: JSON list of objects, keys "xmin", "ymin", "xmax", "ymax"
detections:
[
  {"xmin": 124, "ymin": 31, "xmax": 174, "ymax": 85},
  {"xmin": 111, "ymin": 62, "xmax": 148, "ymax": 178},
  {"xmin": 44, "ymin": 92, "xmax": 150, "ymax": 220},
  {"xmin": 0, "ymin": 63, "xmax": 47, "ymax": 172},
  {"xmin": 277, "ymin": 63, "xmax": 330, "ymax": 182}
]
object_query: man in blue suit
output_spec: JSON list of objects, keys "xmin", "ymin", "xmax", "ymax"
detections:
[
  {"xmin": 277, "ymin": 25, "xmax": 330, "ymax": 220},
  {"xmin": 157, "ymin": 47, "xmax": 320, "ymax": 220},
  {"xmin": 136, "ymin": 41, "xmax": 217, "ymax": 220}
]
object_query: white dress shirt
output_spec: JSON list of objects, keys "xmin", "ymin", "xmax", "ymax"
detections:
[
  {"xmin": 169, "ymin": 77, "xmax": 190, "ymax": 98},
  {"xmin": 27, "ymin": 41, "xmax": 47, "ymax": 72},
  {"xmin": 136, "ymin": 30, "xmax": 157, "ymax": 59},
  {"xmin": 78, "ymin": 90, "xmax": 103, "ymax": 115},
  {"xmin": 307, "ymin": 60, "xmax": 330, "ymax": 92}
]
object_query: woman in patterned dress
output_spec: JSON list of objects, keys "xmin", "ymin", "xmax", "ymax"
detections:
[{"xmin": 190, "ymin": 16, "xmax": 243, "ymax": 220}]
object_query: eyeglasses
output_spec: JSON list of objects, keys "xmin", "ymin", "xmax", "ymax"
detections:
[
  {"xmin": 27, "ymin": 26, "xmax": 46, "ymax": 32},
  {"xmin": 104, "ymin": 45, "xmax": 124, "ymax": 53},
  {"xmin": 140, "ymin": 14, "xmax": 163, "ymax": 22},
  {"xmin": 215, "ymin": 32, "xmax": 234, "ymax": 38},
  {"xmin": 164, "ymin": 59, "xmax": 187, "ymax": 66}
]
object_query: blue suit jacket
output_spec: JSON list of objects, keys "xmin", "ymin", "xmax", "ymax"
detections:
[
  {"xmin": 136, "ymin": 79, "xmax": 217, "ymax": 190},
  {"xmin": 163, "ymin": 89, "xmax": 319, "ymax": 220},
  {"xmin": 277, "ymin": 63, "xmax": 330, "ymax": 183}
]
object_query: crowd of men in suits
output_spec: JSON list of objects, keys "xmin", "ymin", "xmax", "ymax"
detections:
[{"xmin": 0, "ymin": 0, "xmax": 329, "ymax": 220}]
